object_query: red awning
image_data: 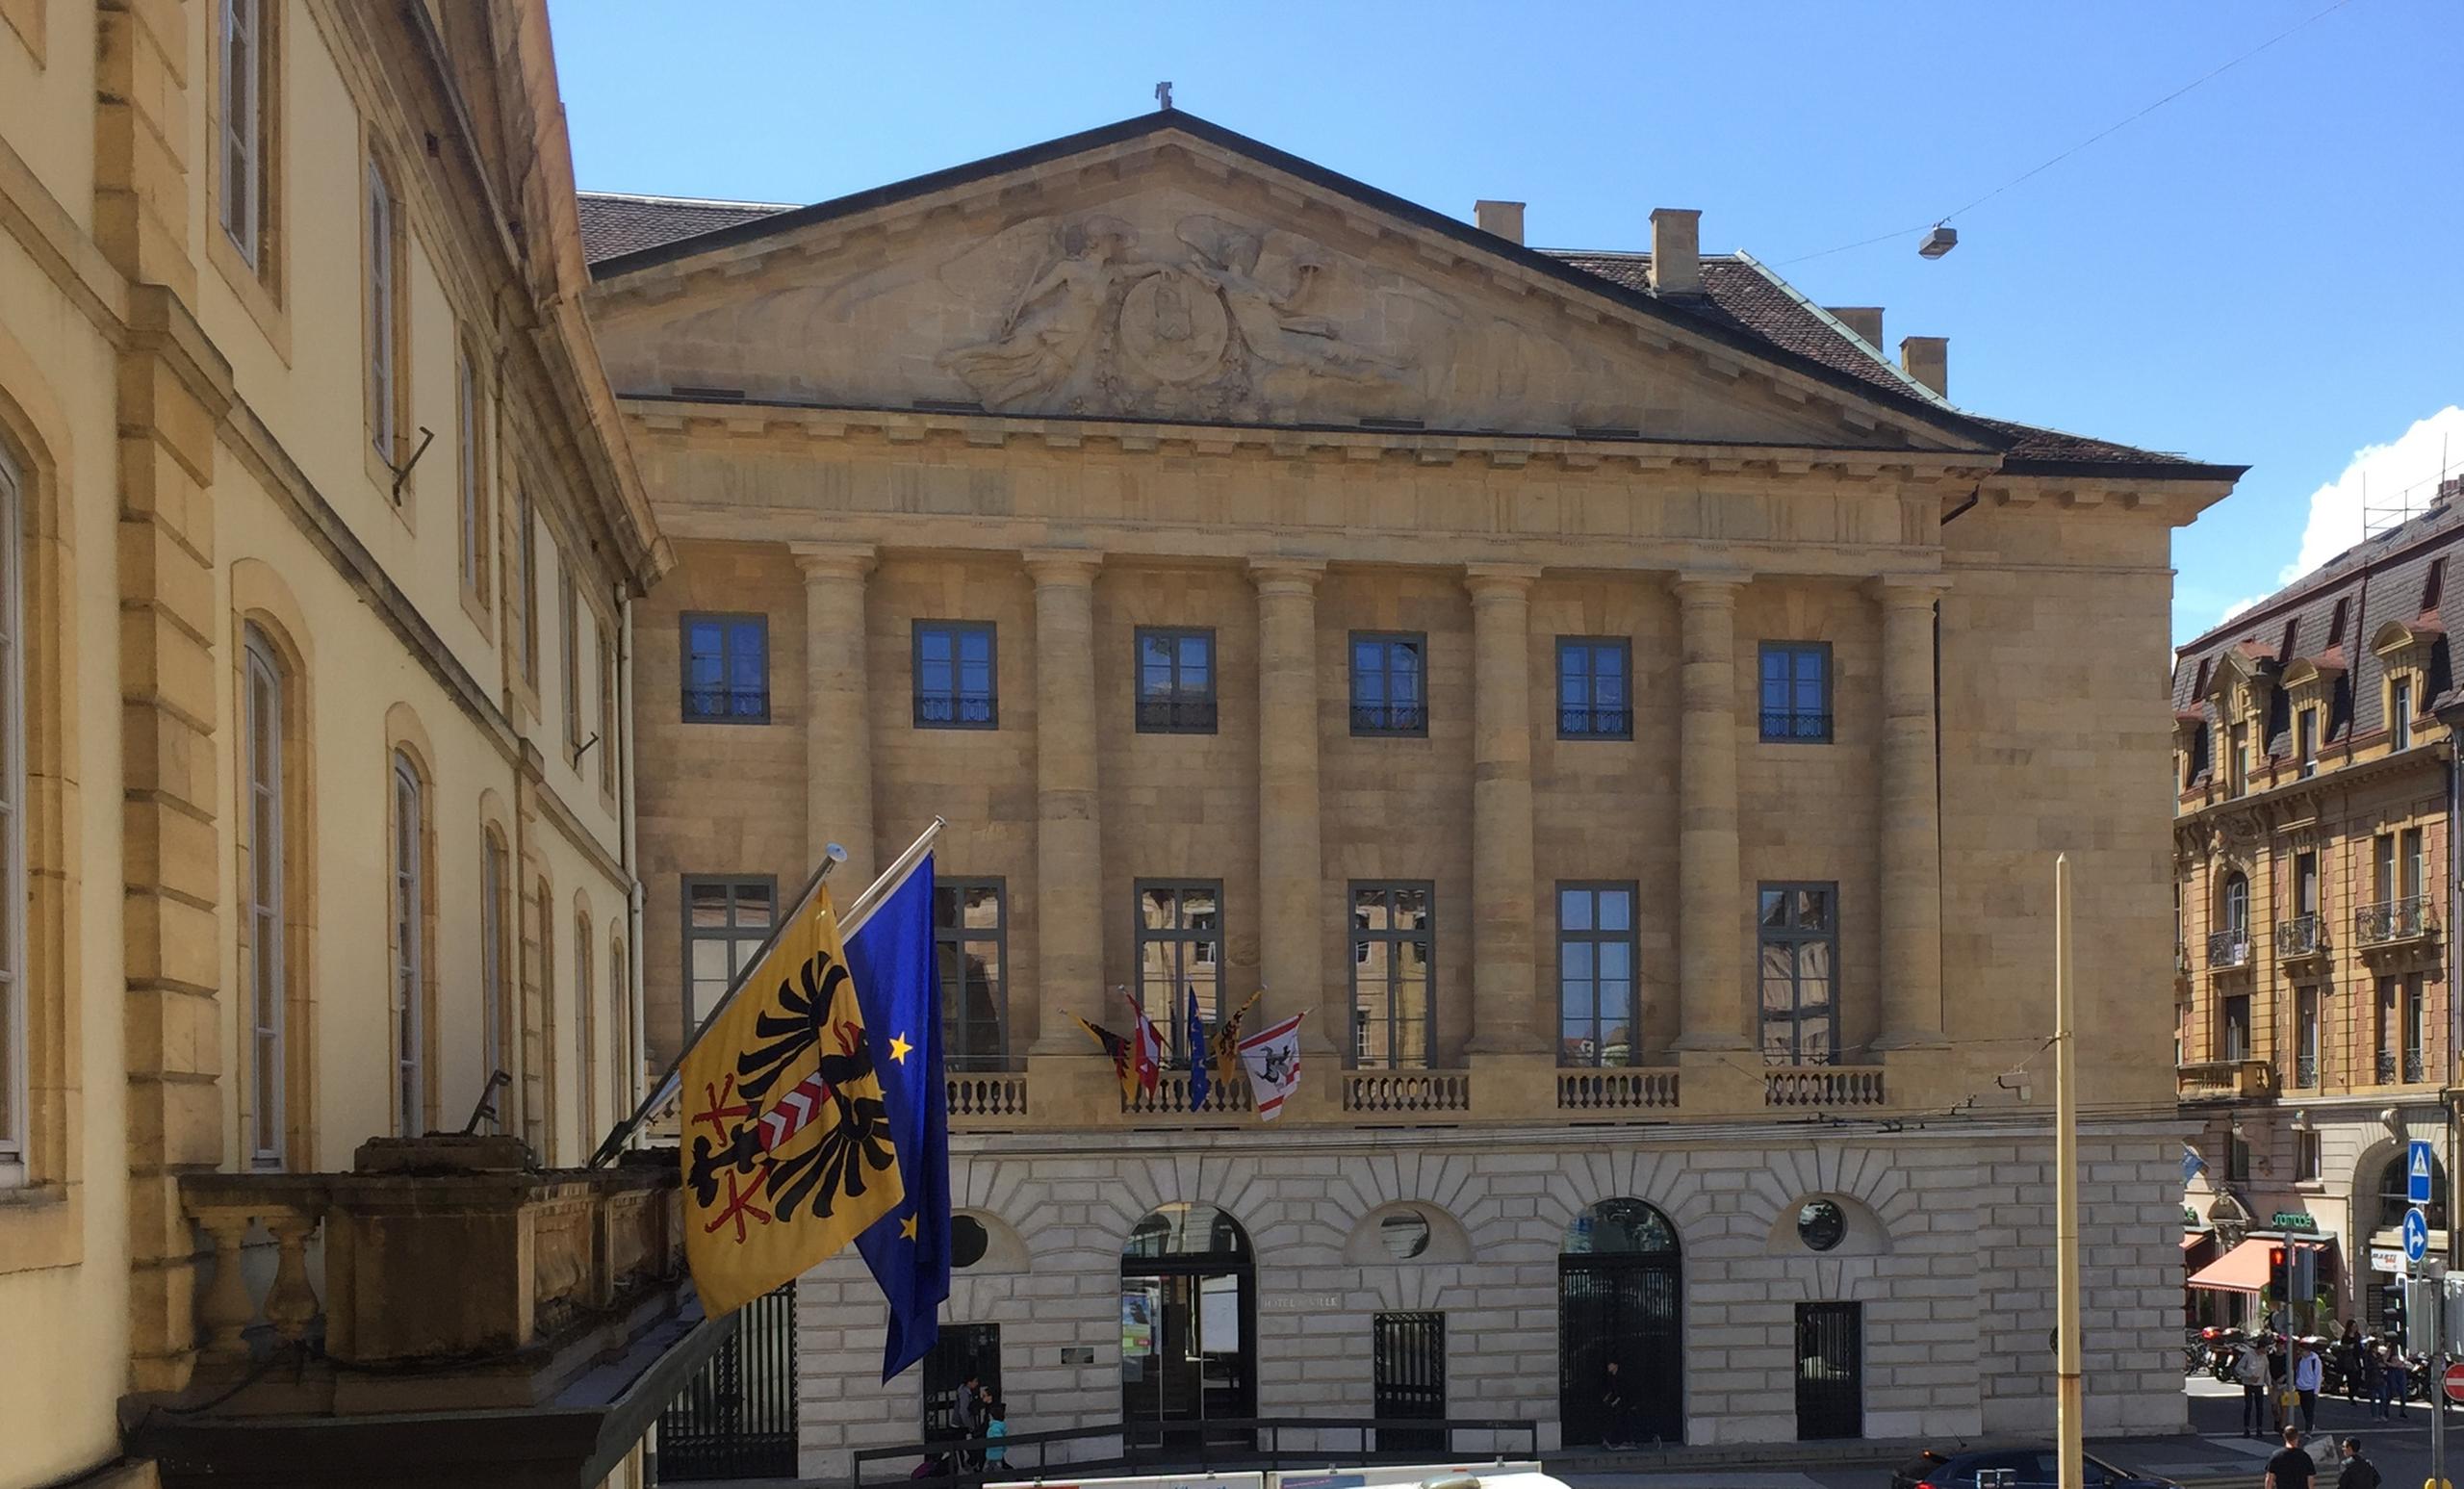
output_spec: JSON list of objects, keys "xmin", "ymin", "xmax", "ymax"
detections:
[
  {"xmin": 2183, "ymin": 1233, "xmax": 2206, "ymax": 1250},
  {"xmin": 2189, "ymin": 1237, "xmax": 2277, "ymax": 1293}
]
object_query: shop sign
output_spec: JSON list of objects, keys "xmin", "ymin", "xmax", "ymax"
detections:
[
  {"xmin": 2373, "ymin": 1246, "xmax": 2406, "ymax": 1274},
  {"xmin": 2274, "ymin": 1212, "xmax": 2320, "ymax": 1232}
]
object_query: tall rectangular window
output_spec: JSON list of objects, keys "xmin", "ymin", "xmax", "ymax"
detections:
[
  {"xmin": 2296, "ymin": 1129, "xmax": 2322, "ymax": 1183},
  {"xmin": 1758, "ymin": 642, "xmax": 1833, "ymax": 743},
  {"xmin": 458, "ymin": 349, "xmax": 485, "ymax": 595},
  {"xmin": 559, "ymin": 564, "xmax": 580, "ymax": 757},
  {"xmin": 1349, "ymin": 633, "xmax": 1427, "ymax": 737},
  {"xmin": 913, "ymin": 621, "xmax": 997, "ymax": 729},
  {"xmin": 1758, "ymin": 883, "xmax": 1837, "ymax": 1065},
  {"xmin": 681, "ymin": 613, "xmax": 770, "ymax": 724},
  {"xmin": 1, "ymin": 451, "xmax": 25, "ymax": 1185},
  {"xmin": 2393, "ymin": 676, "xmax": 2415, "ymax": 751},
  {"xmin": 575, "ymin": 911, "xmax": 595, "ymax": 1142},
  {"xmin": 1135, "ymin": 882, "xmax": 1220, "ymax": 1060},
  {"xmin": 366, "ymin": 158, "xmax": 399, "ymax": 469},
  {"xmin": 218, "ymin": 0, "xmax": 264, "ymax": 267},
  {"xmin": 481, "ymin": 834, "xmax": 507, "ymax": 1089},
  {"xmin": 1556, "ymin": 638, "xmax": 1632, "ymax": 740},
  {"xmin": 1134, "ymin": 628, "xmax": 1216, "ymax": 733},
  {"xmin": 2294, "ymin": 987, "xmax": 2319, "ymax": 1088},
  {"xmin": 2375, "ymin": 834, "xmax": 2398, "ymax": 903},
  {"xmin": 391, "ymin": 755, "xmax": 425, "ymax": 1136},
  {"xmin": 1557, "ymin": 884, "xmax": 1636, "ymax": 1066},
  {"xmin": 2297, "ymin": 709, "xmax": 2317, "ymax": 778},
  {"xmin": 515, "ymin": 487, "xmax": 537, "ymax": 685},
  {"xmin": 681, "ymin": 877, "xmax": 777, "ymax": 1035},
  {"xmin": 598, "ymin": 627, "xmax": 619, "ymax": 795},
  {"xmin": 935, "ymin": 880, "xmax": 1008, "ymax": 1072},
  {"xmin": 2376, "ymin": 976, "xmax": 2399, "ymax": 1083},
  {"xmin": 2222, "ymin": 993, "xmax": 2251, "ymax": 1063},
  {"xmin": 243, "ymin": 627, "xmax": 286, "ymax": 1168},
  {"xmin": 1350, "ymin": 883, "xmax": 1433, "ymax": 1068},
  {"xmin": 2297, "ymin": 851, "xmax": 2320, "ymax": 916},
  {"xmin": 2404, "ymin": 974, "xmax": 2426, "ymax": 1083},
  {"xmin": 2231, "ymin": 723, "xmax": 2250, "ymax": 796},
  {"xmin": 2402, "ymin": 826, "xmax": 2426, "ymax": 901}
]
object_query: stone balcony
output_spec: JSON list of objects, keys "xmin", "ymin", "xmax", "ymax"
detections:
[
  {"xmin": 124, "ymin": 1136, "xmax": 725, "ymax": 1489},
  {"xmin": 2176, "ymin": 1058, "xmax": 2278, "ymax": 1102}
]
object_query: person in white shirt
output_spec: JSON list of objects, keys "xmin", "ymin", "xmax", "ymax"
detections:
[{"xmin": 2294, "ymin": 1342, "xmax": 2325, "ymax": 1432}]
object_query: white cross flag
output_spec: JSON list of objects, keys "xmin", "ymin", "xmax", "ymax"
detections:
[{"xmin": 1238, "ymin": 1012, "xmax": 1306, "ymax": 1120}]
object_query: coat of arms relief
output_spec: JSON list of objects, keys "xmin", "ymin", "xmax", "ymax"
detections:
[{"xmin": 936, "ymin": 213, "xmax": 1435, "ymax": 421}]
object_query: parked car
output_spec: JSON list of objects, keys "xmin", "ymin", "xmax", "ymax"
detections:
[{"xmin": 1892, "ymin": 1448, "xmax": 2182, "ymax": 1489}]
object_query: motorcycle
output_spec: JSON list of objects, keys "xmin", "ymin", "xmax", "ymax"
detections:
[{"xmin": 2194, "ymin": 1326, "xmax": 2250, "ymax": 1382}]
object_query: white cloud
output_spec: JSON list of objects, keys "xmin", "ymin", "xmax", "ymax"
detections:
[
  {"xmin": 2218, "ymin": 594, "xmax": 2267, "ymax": 625},
  {"xmin": 2281, "ymin": 405, "xmax": 2464, "ymax": 585}
]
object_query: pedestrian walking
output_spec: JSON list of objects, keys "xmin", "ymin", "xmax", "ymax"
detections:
[
  {"xmin": 2335, "ymin": 1436, "xmax": 2380, "ymax": 1489},
  {"xmin": 2336, "ymin": 1331, "xmax": 2362, "ymax": 1402},
  {"xmin": 956, "ymin": 1373, "xmax": 986, "ymax": 1471},
  {"xmin": 2379, "ymin": 1349, "xmax": 2410, "ymax": 1421},
  {"xmin": 2265, "ymin": 1425, "xmax": 2316, "ymax": 1489},
  {"xmin": 985, "ymin": 1400, "xmax": 1008, "ymax": 1474},
  {"xmin": 2239, "ymin": 1340, "xmax": 2274, "ymax": 1438},
  {"xmin": 2295, "ymin": 1342, "xmax": 2324, "ymax": 1432},
  {"xmin": 1601, "ymin": 1358, "xmax": 1630, "ymax": 1450}
]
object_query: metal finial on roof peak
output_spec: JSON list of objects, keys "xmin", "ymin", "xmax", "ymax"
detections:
[{"xmin": 1154, "ymin": 81, "xmax": 1174, "ymax": 112}]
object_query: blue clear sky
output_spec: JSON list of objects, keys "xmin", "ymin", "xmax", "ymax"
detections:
[{"xmin": 546, "ymin": 1, "xmax": 2460, "ymax": 645}]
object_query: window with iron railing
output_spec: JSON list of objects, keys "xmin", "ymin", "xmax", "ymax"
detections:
[
  {"xmin": 2278, "ymin": 913, "xmax": 2323, "ymax": 959},
  {"xmin": 1348, "ymin": 633, "xmax": 1427, "ymax": 737},
  {"xmin": 1758, "ymin": 642, "xmax": 1832, "ymax": 743},
  {"xmin": 2356, "ymin": 895, "xmax": 2434, "ymax": 945},
  {"xmin": 2220, "ymin": 994, "xmax": 2251, "ymax": 1063},
  {"xmin": 913, "ymin": 621, "xmax": 997, "ymax": 730},
  {"xmin": 1556, "ymin": 638, "xmax": 1632, "ymax": 740},
  {"xmin": 680, "ymin": 613, "xmax": 769, "ymax": 724},
  {"xmin": 2295, "ymin": 988, "xmax": 2319, "ymax": 1089},
  {"xmin": 1133, "ymin": 628, "xmax": 1216, "ymax": 734}
]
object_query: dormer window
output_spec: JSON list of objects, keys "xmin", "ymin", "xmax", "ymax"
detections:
[
  {"xmin": 2194, "ymin": 656, "xmax": 2213, "ymax": 697},
  {"xmin": 2280, "ymin": 617, "xmax": 2299, "ymax": 662},
  {"xmin": 2426, "ymin": 558, "xmax": 2447, "ymax": 612},
  {"xmin": 2392, "ymin": 675, "xmax": 2414, "ymax": 752},
  {"xmin": 2330, "ymin": 597, "xmax": 2350, "ymax": 648},
  {"xmin": 2297, "ymin": 708, "xmax": 2318, "ymax": 779},
  {"xmin": 2231, "ymin": 722, "xmax": 2250, "ymax": 797}
]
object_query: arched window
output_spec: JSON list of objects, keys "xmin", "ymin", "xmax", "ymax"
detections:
[
  {"xmin": 575, "ymin": 904, "xmax": 596, "ymax": 1143},
  {"xmin": 242, "ymin": 625, "xmax": 287, "ymax": 1167},
  {"xmin": 2221, "ymin": 871, "xmax": 2249, "ymax": 935},
  {"xmin": 479, "ymin": 829, "xmax": 509, "ymax": 1092},
  {"xmin": 390, "ymin": 752, "xmax": 425, "ymax": 1135},
  {"xmin": 1563, "ymin": 1197, "xmax": 1680, "ymax": 1256},
  {"xmin": 610, "ymin": 926, "xmax": 631, "ymax": 1111},
  {"xmin": 2380, "ymin": 1152, "xmax": 2449, "ymax": 1231},
  {"xmin": 0, "ymin": 446, "xmax": 24, "ymax": 1187},
  {"xmin": 529, "ymin": 877, "xmax": 555, "ymax": 1161}
]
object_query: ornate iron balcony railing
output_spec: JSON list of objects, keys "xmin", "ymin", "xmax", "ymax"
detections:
[
  {"xmin": 2278, "ymin": 914, "xmax": 2323, "ymax": 959},
  {"xmin": 2208, "ymin": 929, "xmax": 2252, "ymax": 968},
  {"xmin": 2356, "ymin": 895, "xmax": 2437, "ymax": 946}
]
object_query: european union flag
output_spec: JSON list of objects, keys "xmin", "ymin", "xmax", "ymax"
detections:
[
  {"xmin": 1186, "ymin": 986, "xmax": 1211, "ymax": 1111},
  {"xmin": 848, "ymin": 852, "xmax": 948, "ymax": 1380}
]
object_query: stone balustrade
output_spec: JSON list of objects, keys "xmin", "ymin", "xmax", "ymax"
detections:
[
  {"xmin": 1341, "ymin": 1070, "xmax": 1473, "ymax": 1117},
  {"xmin": 1124, "ymin": 1070, "xmax": 1253, "ymax": 1117},
  {"xmin": 1763, "ymin": 1066, "xmax": 1887, "ymax": 1109},
  {"xmin": 948, "ymin": 1071, "xmax": 1032, "ymax": 1120},
  {"xmin": 1555, "ymin": 1067, "xmax": 1680, "ymax": 1112}
]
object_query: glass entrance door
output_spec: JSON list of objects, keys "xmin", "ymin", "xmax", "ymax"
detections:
[{"xmin": 1121, "ymin": 1204, "xmax": 1255, "ymax": 1453}]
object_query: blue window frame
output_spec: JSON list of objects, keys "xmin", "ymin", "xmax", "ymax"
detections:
[
  {"xmin": 1556, "ymin": 638, "xmax": 1632, "ymax": 740},
  {"xmin": 1759, "ymin": 642, "xmax": 1832, "ymax": 743},
  {"xmin": 680, "ymin": 613, "xmax": 769, "ymax": 724},
  {"xmin": 1135, "ymin": 628, "xmax": 1216, "ymax": 733},
  {"xmin": 1349, "ymin": 632, "xmax": 1427, "ymax": 736},
  {"xmin": 914, "ymin": 621, "xmax": 997, "ymax": 729}
]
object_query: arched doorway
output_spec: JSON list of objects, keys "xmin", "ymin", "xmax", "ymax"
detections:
[
  {"xmin": 1560, "ymin": 1198, "xmax": 1683, "ymax": 1447},
  {"xmin": 1121, "ymin": 1203, "xmax": 1255, "ymax": 1452}
]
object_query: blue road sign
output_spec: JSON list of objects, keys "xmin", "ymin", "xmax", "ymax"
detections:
[
  {"xmin": 2404, "ymin": 1206, "xmax": 2431, "ymax": 1265},
  {"xmin": 2412, "ymin": 1139, "xmax": 2437, "ymax": 1204}
]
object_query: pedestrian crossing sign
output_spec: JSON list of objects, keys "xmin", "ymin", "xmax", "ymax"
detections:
[{"xmin": 2412, "ymin": 1139, "xmax": 2436, "ymax": 1204}]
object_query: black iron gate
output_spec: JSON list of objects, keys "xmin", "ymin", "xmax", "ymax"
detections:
[
  {"xmin": 1794, "ymin": 1301, "xmax": 1862, "ymax": 1440},
  {"xmin": 659, "ymin": 1282, "xmax": 799, "ymax": 1480},
  {"xmin": 923, "ymin": 1323, "xmax": 1005, "ymax": 1442},
  {"xmin": 1559, "ymin": 1254, "xmax": 1682, "ymax": 1447},
  {"xmin": 1373, "ymin": 1312, "xmax": 1447, "ymax": 1452}
]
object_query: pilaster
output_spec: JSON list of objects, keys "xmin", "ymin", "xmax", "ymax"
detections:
[
  {"xmin": 791, "ymin": 542, "xmax": 878, "ymax": 886},
  {"xmin": 1465, "ymin": 563, "xmax": 1542, "ymax": 1058},
  {"xmin": 1871, "ymin": 576, "xmax": 1950, "ymax": 1051},
  {"xmin": 1248, "ymin": 559, "xmax": 1334, "ymax": 1061},
  {"xmin": 1025, "ymin": 551, "xmax": 1104, "ymax": 1057},
  {"xmin": 1668, "ymin": 571, "xmax": 1751, "ymax": 1057}
]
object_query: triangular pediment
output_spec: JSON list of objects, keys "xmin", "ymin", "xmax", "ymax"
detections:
[{"xmin": 587, "ymin": 116, "xmax": 1996, "ymax": 451}]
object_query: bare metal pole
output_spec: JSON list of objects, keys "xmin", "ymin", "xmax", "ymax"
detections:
[{"xmin": 2056, "ymin": 852, "xmax": 2085, "ymax": 1489}]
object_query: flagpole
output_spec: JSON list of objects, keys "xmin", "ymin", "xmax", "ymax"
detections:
[{"xmin": 587, "ymin": 816, "xmax": 946, "ymax": 1168}]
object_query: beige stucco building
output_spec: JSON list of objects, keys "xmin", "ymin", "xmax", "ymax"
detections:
[
  {"xmin": 0, "ymin": 4, "xmax": 696, "ymax": 1486},
  {"xmin": 583, "ymin": 114, "xmax": 2245, "ymax": 1473},
  {"xmin": 2171, "ymin": 482, "xmax": 2464, "ymax": 1334}
]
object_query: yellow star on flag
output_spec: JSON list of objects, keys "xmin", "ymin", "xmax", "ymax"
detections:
[
  {"xmin": 889, "ymin": 1032, "xmax": 913, "ymax": 1065},
  {"xmin": 900, "ymin": 1214, "xmax": 918, "ymax": 1241}
]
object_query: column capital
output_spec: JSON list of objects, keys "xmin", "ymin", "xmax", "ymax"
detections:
[
  {"xmin": 1248, "ymin": 556, "xmax": 1328, "ymax": 594},
  {"xmin": 1867, "ymin": 574, "xmax": 1952, "ymax": 607},
  {"xmin": 1668, "ymin": 569, "xmax": 1753, "ymax": 603},
  {"xmin": 788, "ymin": 540, "xmax": 877, "ymax": 580},
  {"xmin": 1464, "ymin": 561, "xmax": 1543, "ymax": 599},
  {"xmin": 1023, "ymin": 548, "xmax": 1103, "ymax": 586}
]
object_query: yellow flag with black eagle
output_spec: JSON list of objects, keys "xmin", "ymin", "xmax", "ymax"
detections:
[{"xmin": 680, "ymin": 884, "xmax": 904, "ymax": 1316}]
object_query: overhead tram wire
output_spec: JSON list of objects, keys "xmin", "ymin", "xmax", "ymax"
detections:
[{"xmin": 1774, "ymin": 0, "xmax": 2363, "ymax": 269}]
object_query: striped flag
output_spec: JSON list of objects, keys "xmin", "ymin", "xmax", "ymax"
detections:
[
  {"xmin": 1124, "ymin": 988, "xmax": 1163, "ymax": 1097},
  {"xmin": 1238, "ymin": 1011, "xmax": 1305, "ymax": 1120}
]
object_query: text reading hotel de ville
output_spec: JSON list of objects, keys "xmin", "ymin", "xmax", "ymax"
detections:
[{"xmin": 0, "ymin": 3, "xmax": 2275, "ymax": 1487}]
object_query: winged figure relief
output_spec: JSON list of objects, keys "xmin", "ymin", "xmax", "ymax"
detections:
[
  {"xmin": 937, "ymin": 216, "xmax": 1161, "ymax": 408},
  {"xmin": 1172, "ymin": 214, "xmax": 1405, "ymax": 388}
]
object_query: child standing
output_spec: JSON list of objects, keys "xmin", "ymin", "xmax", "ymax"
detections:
[{"xmin": 985, "ymin": 1400, "xmax": 1009, "ymax": 1474}]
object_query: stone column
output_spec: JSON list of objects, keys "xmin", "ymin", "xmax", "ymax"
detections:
[
  {"xmin": 1027, "ymin": 552, "xmax": 1106, "ymax": 1053},
  {"xmin": 1871, "ymin": 577, "xmax": 1951, "ymax": 1049},
  {"xmin": 790, "ymin": 543, "xmax": 877, "ymax": 885},
  {"xmin": 1669, "ymin": 573, "xmax": 1752, "ymax": 1052},
  {"xmin": 1251, "ymin": 559, "xmax": 1335, "ymax": 1055},
  {"xmin": 1466, "ymin": 564, "xmax": 1543, "ymax": 1056}
]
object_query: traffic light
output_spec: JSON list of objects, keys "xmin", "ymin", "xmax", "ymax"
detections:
[
  {"xmin": 2389, "ymin": 1290, "xmax": 2408, "ymax": 1345},
  {"xmin": 2270, "ymin": 1245, "xmax": 2288, "ymax": 1273}
]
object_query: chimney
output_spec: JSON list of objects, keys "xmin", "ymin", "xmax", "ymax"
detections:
[
  {"xmin": 1829, "ymin": 306, "xmax": 1884, "ymax": 350},
  {"xmin": 1649, "ymin": 208, "xmax": 1701, "ymax": 295},
  {"xmin": 1475, "ymin": 199, "xmax": 1526, "ymax": 245},
  {"xmin": 1899, "ymin": 335, "xmax": 1948, "ymax": 398}
]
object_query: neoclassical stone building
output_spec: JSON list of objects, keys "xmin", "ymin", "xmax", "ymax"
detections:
[{"xmin": 580, "ymin": 113, "xmax": 2242, "ymax": 1472}]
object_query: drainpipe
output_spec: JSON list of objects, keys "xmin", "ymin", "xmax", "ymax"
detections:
[{"xmin": 2448, "ymin": 732, "xmax": 2460, "ymax": 1277}]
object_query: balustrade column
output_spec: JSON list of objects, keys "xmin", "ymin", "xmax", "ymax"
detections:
[
  {"xmin": 1252, "ymin": 559, "xmax": 1335, "ymax": 1055},
  {"xmin": 1670, "ymin": 573, "xmax": 1752, "ymax": 1052},
  {"xmin": 1466, "ymin": 564, "xmax": 1543, "ymax": 1055},
  {"xmin": 1871, "ymin": 577, "xmax": 1950, "ymax": 1049},
  {"xmin": 791, "ymin": 543, "xmax": 878, "ymax": 885},
  {"xmin": 194, "ymin": 1210, "xmax": 257, "ymax": 1361},
  {"xmin": 1026, "ymin": 552, "xmax": 1106, "ymax": 1053}
]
